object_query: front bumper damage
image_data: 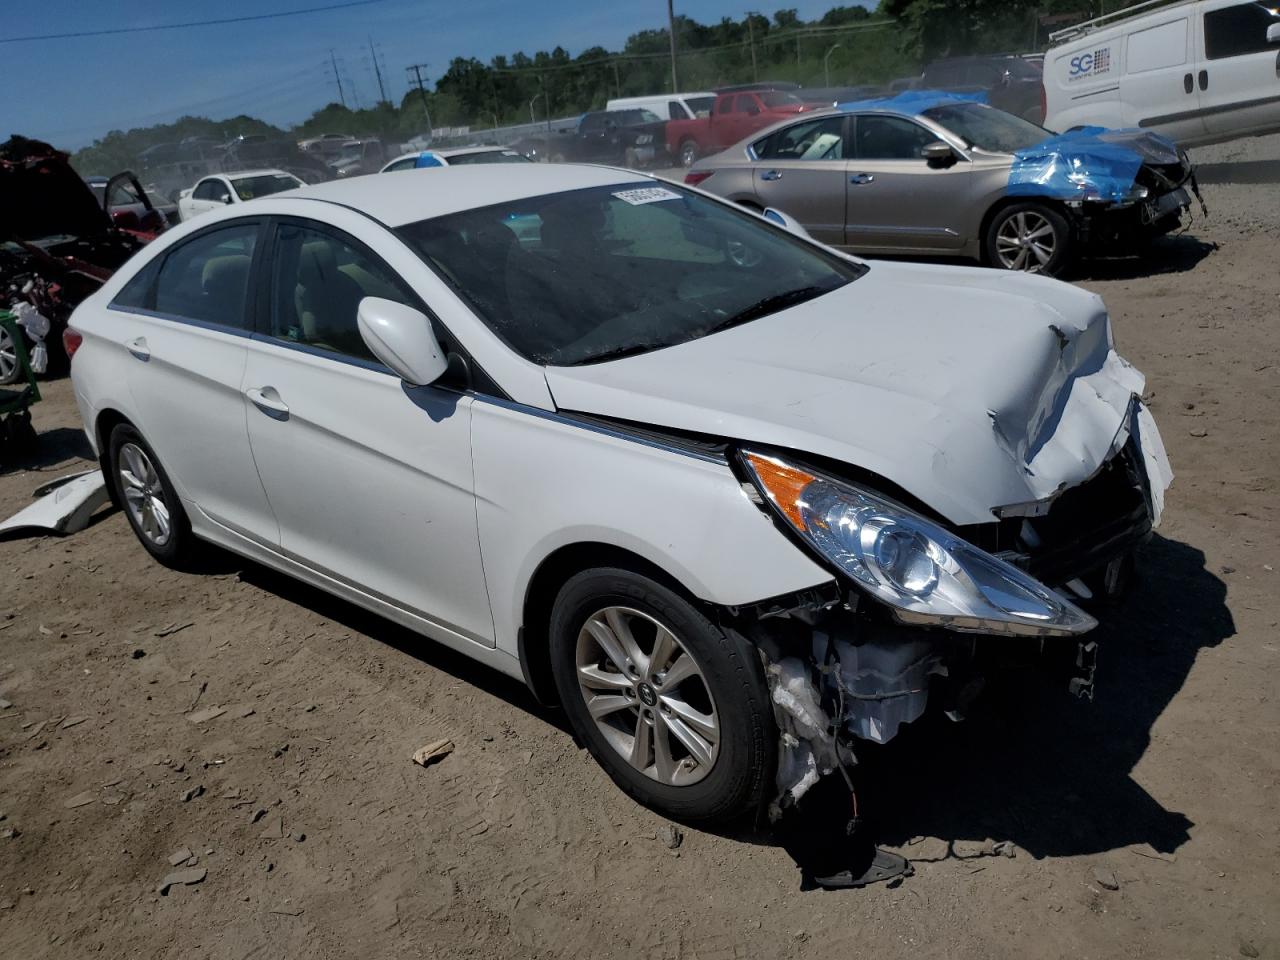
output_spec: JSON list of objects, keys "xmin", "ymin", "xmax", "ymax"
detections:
[{"xmin": 732, "ymin": 397, "xmax": 1172, "ymax": 818}]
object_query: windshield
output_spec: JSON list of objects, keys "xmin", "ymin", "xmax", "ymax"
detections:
[
  {"xmin": 231, "ymin": 173, "xmax": 301, "ymax": 200},
  {"xmin": 760, "ymin": 91, "xmax": 803, "ymax": 108},
  {"xmin": 397, "ymin": 183, "xmax": 864, "ymax": 366},
  {"xmin": 922, "ymin": 102, "xmax": 1048, "ymax": 153},
  {"xmin": 446, "ymin": 150, "xmax": 532, "ymax": 165}
]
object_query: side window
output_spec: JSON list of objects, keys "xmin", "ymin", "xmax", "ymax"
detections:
[
  {"xmin": 712, "ymin": 96, "xmax": 730, "ymax": 115},
  {"xmin": 581, "ymin": 114, "xmax": 604, "ymax": 133},
  {"xmin": 1127, "ymin": 18, "xmax": 1189, "ymax": 72},
  {"xmin": 854, "ymin": 115, "xmax": 937, "ymax": 160},
  {"xmin": 756, "ymin": 116, "xmax": 847, "ymax": 160},
  {"xmin": 736, "ymin": 95, "xmax": 761, "ymax": 115},
  {"xmin": 193, "ymin": 179, "xmax": 227, "ymax": 202},
  {"xmin": 1204, "ymin": 2, "xmax": 1278, "ymax": 59},
  {"xmin": 387, "ymin": 157, "xmax": 416, "ymax": 172},
  {"xmin": 668, "ymin": 102, "xmax": 686, "ymax": 120},
  {"xmin": 153, "ymin": 223, "xmax": 258, "ymax": 328},
  {"xmin": 967, "ymin": 62, "xmax": 1002, "ymax": 86},
  {"xmin": 110, "ymin": 258, "xmax": 162, "ymax": 311},
  {"xmin": 267, "ymin": 222, "xmax": 412, "ymax": 363}
]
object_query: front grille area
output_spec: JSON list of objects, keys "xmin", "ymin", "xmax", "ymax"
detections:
[{"xmin": 962, "ymin": 441, "xmax": 1154, "ymax": 586}]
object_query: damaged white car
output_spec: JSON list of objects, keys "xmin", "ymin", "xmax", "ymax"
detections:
[{"xmin": 65, "ymin": 165, "xmax": 1171, "ymax": 824}]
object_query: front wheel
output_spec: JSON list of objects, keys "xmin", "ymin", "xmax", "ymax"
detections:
[
  {"xmin": 549, "ymin": 568, "xmax": 775, "ymax": 824},
  {"xmin": 984, "ymin": 202, "xmax": 1073, "ymax": 276}
]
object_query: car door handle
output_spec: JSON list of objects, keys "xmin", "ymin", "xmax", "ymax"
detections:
[
  {"xmin": 1198, "ymin": 69, "xmax": 1208, "ymax": 91},
  {"xmin": 126, "ymin": 337, "xmax": 150, "ymax": 361},
  {"xmin": 760, "ymin": 169, "xmax": 783, "ymax": 181},
  {"xmin": 1184, "ymin": 72, "xmax": 1194, "ymax": 94},
  {"xmin": 849, "ymin": 173, "xmax": 875, "ymax": 185},
  {"xmin": 245, "ymin": 387, "xmax": 290, "ymax": 418}
]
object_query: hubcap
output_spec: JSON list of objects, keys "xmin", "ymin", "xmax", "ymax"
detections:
[
  {"xmin": 575, "ymin": 606, "xmax": 720, "ymax": 786},
  {"xmin": 995, "ymin": 211, "xmax": 1056, "ymax": 272},
  {"xmin": 0, "ymin": 326, "xmax": 17, "ymax": 383},
  {"xmin": 118, "ymin": 442, "xmax": 172, "ymax": 547}
]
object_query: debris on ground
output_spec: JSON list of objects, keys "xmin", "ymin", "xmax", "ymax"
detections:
[
  {"xmin": 1092, "ymin": 866, "xmax": 1121, "ymax": 891},
  {"xmin": 59, "ymin": 715, "xmax": 87, "ymax": 729},
  {"xmin": 180, "ymin": 785, "xmax": 204, "ymax": 803},
  {"xmin": 0, "ymin": 472, "xmax": 110, "ymax": 538},
  {"xmin": 258, "ymin": 814, "xmax": 285, "ymax": 839},
  {"xmin": 167, "ymin": 848, "xmax": 193, "ymax": 866},
  {"xmin": 657, "ymin": 823, "xmax": 683, "ymax": 850},
  {"xmin": 154, "ymin": 621, "xmax": 195, "ymax": 638},
  {"xmin": 63, "ymin": 791, "xmax": 95, "ymax": 809},
  {"xmin": 411, "ymin": 738, "xmax": 454, "ymax": 767},
  {"xmin": 157, "ymin": 866, "xmax": 206, "ymax": 895},
  {"xmin": 186, "ymin": 707, "xmax": 225, "ymax": 724}
]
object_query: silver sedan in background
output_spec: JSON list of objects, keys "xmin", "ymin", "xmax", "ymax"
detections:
[{"xmin": 685, "ymin": 99, "xmax": 1196, "ymax": 276}]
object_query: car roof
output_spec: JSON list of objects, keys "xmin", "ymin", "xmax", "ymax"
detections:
[
  {"xmin": 435, "ymin": 146, "xmax": 517, "ymax": 159},
  {"xmin": 218, "ymin": 168, "xmax": 297, "ymax": 180},
  {"xmin": 287, "ymin": 163, "xmax": 644, "ymax": 226}
]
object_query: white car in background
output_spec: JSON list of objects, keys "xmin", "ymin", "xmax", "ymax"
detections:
[
  {"xmin": 607, "ymin": 92, "xmax": 717, "ymax": 121},
  {"xmin": 64, "ymin": 165, "xmax": 1171, "ymax": 825},
  {"xmin": 1044, "ymin": 0, "xmax": 1280, "ymax": 146},
  {"xmin": 380, "ymin": 146, "xmax": 533, "ymax": 172},
  {"xmin": 177, "ymin": 169, "xmax": 303, "ymax": 222}
]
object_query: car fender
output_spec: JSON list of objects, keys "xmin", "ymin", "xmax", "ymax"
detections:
[{"xmin": 469, "ymin": 398, "xmax": 832, "ymax": 659}]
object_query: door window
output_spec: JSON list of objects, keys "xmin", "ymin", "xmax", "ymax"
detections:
[
  {"xmin": 385, "ymin": 156, "xmax": 418, "ymax": 172},
  {"xmin": 193, "ymin": 179, "xmax": 229, "ymax": 202},
  {"xmin": 267, "ymin": 222, "xmax": 412, "ymax": 363},
  {"xmin": 153, "ymin": 223, "xmax": 259, "ymax": 328},
  {"xmin": 854, "ymin": 116, "xmax": 938, "ymax": 159},
  {"xmin": 735, "ymin": 95, "xmax": 762, "ymax": 115},
  {"xmin": 756, "ymin": 116, "xmax": 848, "ymax": 160},
  {"xmin": 1204, "ymin": 2, "xmax": 1280, "ymax": 59}
]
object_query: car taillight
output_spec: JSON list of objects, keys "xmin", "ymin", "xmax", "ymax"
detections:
[
  {"xmin": 63, "ymin": 327, "xmax": 83, "ymax": 361},
  {"xmin": 684, "ymin": 171, "xmax": 714, "ymax": 186}
]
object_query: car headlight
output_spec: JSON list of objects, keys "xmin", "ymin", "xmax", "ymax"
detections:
[{"xmin": 741, "ymin": 451, "xmax": 1096, "ymax": 637}]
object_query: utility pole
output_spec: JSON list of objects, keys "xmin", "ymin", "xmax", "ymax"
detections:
[
  {"xmin": 746, "ymin": 15, "xmax": 758, "ymax": 82},
  {"xmin": 328, "ymin": 48, "xmax": 347, "ymax": 108},
  {"xmin": 612, "ymin": 59, "xmax": 621, "ymax": 98},
  {"xmin": 406, "ymin": 63, "xmax": 434, "ymax": 142},
  {"xmin": 368, "ymin": 37, "xmax": 388, "ymax": 106},
  {"xmin": 824, "ymin": 43, "xmax": 842, "ymax": 87},
  {"xmin": 667, "ymin": 0, "xmax": 679, "ymax": 92}
]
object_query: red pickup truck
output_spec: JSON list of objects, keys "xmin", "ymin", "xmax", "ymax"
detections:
[{"xmin": 666, "ymin": 90, "xmax": 810, "ymax": 167}]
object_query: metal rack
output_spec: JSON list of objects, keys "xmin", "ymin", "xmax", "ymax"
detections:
[{"xmin": 1048, "ymin": 0, "xmax": 1195, "ymax": 45}]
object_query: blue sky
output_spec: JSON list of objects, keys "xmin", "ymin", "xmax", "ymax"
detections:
[{"xmin": 5, "ymin": 1, "xmax": 860, "ymax": 149}]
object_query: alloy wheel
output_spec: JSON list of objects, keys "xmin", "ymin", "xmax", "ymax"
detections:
[
  {"xmin": 0, "ymin": 325, "xmax": 18, "ymax": 384},
  {"xmin": 118, "ymin": 442, "xmax": 172, "ymax": 547},
  {"xmin": 575, "ymin": 606, "xmax": 720, "ymax": 786},
  {"xmin": 995, "ymin": 210, "xmax": 1056, "ymax": 272}
]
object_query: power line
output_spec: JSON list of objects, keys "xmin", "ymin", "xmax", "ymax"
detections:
[{"xmin": 0, "ymin": 0, "xmax": 393, "ymax": 44}]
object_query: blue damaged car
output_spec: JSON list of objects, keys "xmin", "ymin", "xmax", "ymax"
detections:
[{"xmin": 685, "ymin": 91, "xmax": 1203, "ymax": 276}]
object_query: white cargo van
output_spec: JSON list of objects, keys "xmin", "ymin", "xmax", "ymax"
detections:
[
  {"xmin": 606, "ymin": 93, "xmax": 716, "ymax": 121},
  {"xmin": 1044, "ymin": 0, "xmax": 1280, "ymax": 147}
]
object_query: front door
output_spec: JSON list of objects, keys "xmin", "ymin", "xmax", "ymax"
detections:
[
  {"xmin": 750, "ymin": 115, "xmax": 852, "ymax": 246},
  {"xmin": 1197, "ymin": 0, "xmax": 1280, "ymax": 138},
  {"xmin": 241, "ymin": 218, "xmax": 495, "ymax": 645},
  {"xmin": 844, "ymin": 113, "xmax": 973, "ymax": 253}
]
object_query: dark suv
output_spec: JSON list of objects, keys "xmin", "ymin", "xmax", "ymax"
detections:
[{"xmin": 921, "ymin": 55, "xmax": 1045, "ymax": 123}]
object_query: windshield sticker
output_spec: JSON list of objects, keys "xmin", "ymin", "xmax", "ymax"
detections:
[{"xmin": 612, "ymin": 186, "xmax": 680, "ymax": 205}]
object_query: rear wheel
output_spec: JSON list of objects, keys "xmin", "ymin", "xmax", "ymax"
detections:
[
  {"xmin": 107, "ymin": 423, "xmax": 198, "ymax": 568},
  {"xmin": 678, "ymin": 139, "xmax": 700, "ymax": 168},
  {"xmin": 549, "ymin": 567, "xmax": 774, "ymax": 824},
  {"xmin": 984, "ymin": 202, "xmax": 1072, "ymax": 276}
]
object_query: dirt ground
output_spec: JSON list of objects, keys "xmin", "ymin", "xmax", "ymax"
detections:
[{"xmin": 2, "ymin": 136, "xmax": 1278, "ymax": 960}]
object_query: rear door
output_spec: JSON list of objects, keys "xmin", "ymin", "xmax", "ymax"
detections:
[
  {"xmin": 1123, "ymin": 13, "xmax": 1207, "ymax": 142},
  {"xmin": 749, "ymin": 115, "xmax": 852, "ymax": 245},
  {"xmin": 108, "ymin": 219, "xmax": 279, "ymax": 543},
  {"xmin": 240, "ymin": 216, "xmax": 494, "ymax": 646},
  {"xmin": 1196, "ymin": 0, "xmax": 1280, "ymax": 138},
  {"xmin": 844, "ymin": 113, "xmax": 973, "ymax": 252}
]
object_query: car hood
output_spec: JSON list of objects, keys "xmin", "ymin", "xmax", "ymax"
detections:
[{"xmin": 544, "ymin": 260, "xmax": 1148, "ymax": 526}]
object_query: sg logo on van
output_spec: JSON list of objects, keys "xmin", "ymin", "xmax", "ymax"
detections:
[{"xmin": 1069, "ymin": 47, "xmax": 1112, "ymax": 81}]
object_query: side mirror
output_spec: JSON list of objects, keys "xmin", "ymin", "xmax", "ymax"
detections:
[
  {"xmin": 220, "ymin": 194, "xmax": 233, "ymax": 204},
  {"xmin": 1268, "ymin": 23, "xmax": 1280, "ymax": 43},
  {"xmin": 761, "ymin": 207, "xmax": 812, "ymax": 239},
  {"xmin": 922, "ymin": 141, "xmax": 955, "ymax": 162},
  {"xmin": 357, "ymin": 297, "xmax": 449, "ymax": 386}
]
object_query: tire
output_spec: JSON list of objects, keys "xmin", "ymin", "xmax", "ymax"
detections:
[
  {"xmin": 549, "ymin": 567, "xmax": 775, "ymax": 824},
  {"xmin": 107, "ymin": 423, "xmax": 198, "ymax": 569},
  {"xmin": 984, "ymin": 201, "xmax": 1073, "ymax": 276},
  {"xmin": 678, "ymin": 139, "xmax": 700, "ymax": 168},
  {"xmin": 623, "ymin": 147, "xmax": 640, "ymax": 169},
  {"xmin": 0, "ymin": 325, "xmax": 21, "ymax": 386}
]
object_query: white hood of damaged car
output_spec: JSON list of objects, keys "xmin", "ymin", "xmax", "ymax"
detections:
[{"xmin": 545, "ymin": 261, "xmax": 1156, "ymax": 527}]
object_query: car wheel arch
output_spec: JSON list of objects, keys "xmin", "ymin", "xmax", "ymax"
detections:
[
  {"xmin": 517, "ymin": 541, "xmax": 709, "ymax": 707},
  {"xmin": 94, "ymin": 408, "xmax": 135, "ymax": 507},
  {"xmin": 978, "ymin": 195, "xmax": 1072, "ymax": 265}
]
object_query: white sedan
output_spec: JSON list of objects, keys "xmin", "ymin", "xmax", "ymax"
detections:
[
  {"xmin": 380, "ymin": 145, "xmax": 533, "ymax": 172},
  {"xmin": 64, "ymin": 165, "xmax": 1170, "ymax": 824},
  {"xmin": 177, "ymin": 169, "xmax": 302, "ymax": 222}
]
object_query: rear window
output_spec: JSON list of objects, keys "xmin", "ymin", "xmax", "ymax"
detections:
[
  {"xmin": 685, "ymin": 96, "xmax": 714, "ymax": 117},
  {"xmin": 445, "ymin": 150, "xmax": 531, "ymax": 166},
  {"xmin": 760, "ymin": 91, "xmax": 803, "ymax": 108}
]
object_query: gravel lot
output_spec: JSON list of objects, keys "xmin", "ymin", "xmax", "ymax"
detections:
[{"xmin": 2, "ymin": 136, "xmax": 1278, "ymax": 959}]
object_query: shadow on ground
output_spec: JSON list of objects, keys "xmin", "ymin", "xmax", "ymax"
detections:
[
  {"xmin": 0, "ymin": 426, "xmax": 94, "ymax": 476},
  {"xmin": 1075, "ymin": 233, "xmax": 1217, "ymax": 281}
]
